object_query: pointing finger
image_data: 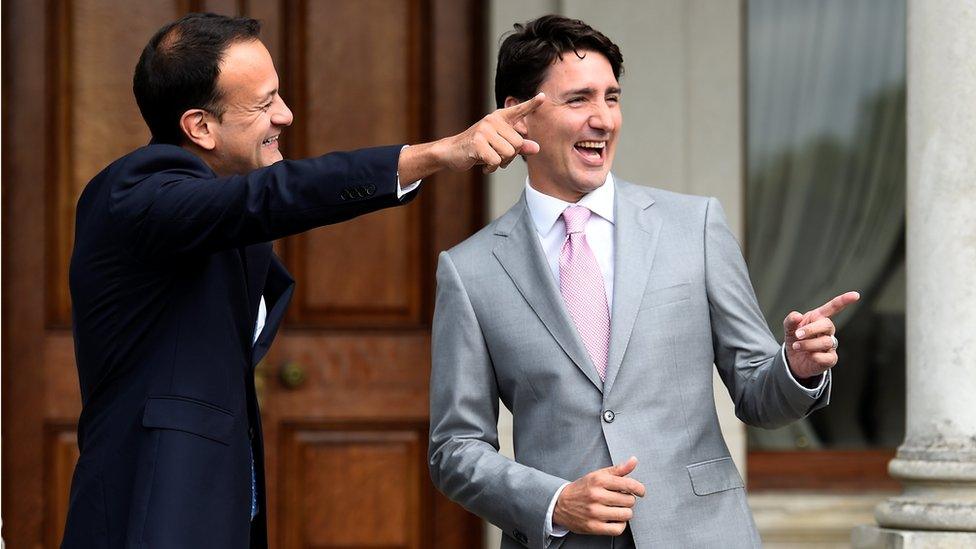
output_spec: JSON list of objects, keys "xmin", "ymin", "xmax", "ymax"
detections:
[
  {"xmin": 813, "ymin": 291, "xmax": 861, "ymax": 319},
  {"xmin": 500, "ymin": 92, "xmax": 546, "ymax": 122}
]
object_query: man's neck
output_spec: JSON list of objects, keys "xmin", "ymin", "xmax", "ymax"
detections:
[
  {"xmin": 526, "ymin": 178, "xmax": 586, "ymax": 203},
  {"xmin": 180, "ymin": 143, "xmax": 227, "ymax": 177}
]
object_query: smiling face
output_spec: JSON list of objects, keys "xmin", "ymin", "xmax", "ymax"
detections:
[
  {"xmin": 202, "ymin": 39, "xmax": 293, "ymax": 176},
  {"xmin": 508, "ymin": 50, "xmax": 621, "ymax": 202}
]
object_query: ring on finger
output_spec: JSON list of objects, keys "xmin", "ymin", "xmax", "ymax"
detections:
[{"xmin": 830, "ymin": 335, "xmax": 838, "ymax": 350}]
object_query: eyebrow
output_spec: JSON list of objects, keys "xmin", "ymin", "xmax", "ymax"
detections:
[{"xmin": 562, "ymin": 86, "xmax": 622, "ymax": 97}]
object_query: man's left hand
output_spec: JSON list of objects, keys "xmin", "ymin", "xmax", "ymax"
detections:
[{"xmin": 782, "ymin": 291, "xmax": 861, "ymax": 381}]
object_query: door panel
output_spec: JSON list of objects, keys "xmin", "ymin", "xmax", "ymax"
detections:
[
  {"xmin": 278, "ymin": 423, "xmax": 429, "ymax": 549},
  {"xmin": 2, "ymin": 1, "xmax": 485, "ymax": 547},
  {"xmin": 281, "ymin": 0, "xmax": 427, "ymax": 327}
]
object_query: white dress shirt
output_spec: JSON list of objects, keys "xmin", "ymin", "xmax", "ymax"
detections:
[
  {"xmin": 524, "ymin": 174, "xmax": 826, "ymax": 544},
  {"xmin": 525, "ymin": 174, "xmax": 616, "ymax": 310}
]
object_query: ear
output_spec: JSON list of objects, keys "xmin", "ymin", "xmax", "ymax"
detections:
[
  {"xmin": 179, "ymin": 109, "xmax": 217, "ymax": 151},
  {"xmin": 504, "ymin": 96, "xmax": 530, "ymax": 135}
]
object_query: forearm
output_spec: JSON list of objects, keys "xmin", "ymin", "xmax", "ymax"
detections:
[
  {"xmin": 429, "ymin": 435, "xmax": 566, "ymax": 548},
  {"xmin": 116, "ymin": 145, "xmax": 406, "ymax": 257},
  {"xmin": 726, "ymin": 348, "xmax": 831, "ymax": 428},
  {"xmin": 704, "ymin": 198, "xmax": 829, "ymax": 427},
  {"xmin": 396, "ymin": 138, "xmax": 451, "ymax": 185}
]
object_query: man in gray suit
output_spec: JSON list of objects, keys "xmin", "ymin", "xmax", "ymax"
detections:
[{"xmin": 428, "ymin": 15, "xmax": 859, "ymax": 548}]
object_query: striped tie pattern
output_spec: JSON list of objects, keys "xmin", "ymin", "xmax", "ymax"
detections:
[{"xmin": 559, "ymin": 205, "xmax": 611, "ymax": 381}]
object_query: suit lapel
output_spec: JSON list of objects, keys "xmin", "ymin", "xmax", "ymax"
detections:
[
  {"xmin": 603, "ymin": 182, "xmax": 661, "ymax": 395},
  {"xmin": 492, "ymin": 197, "xmax": 604, "ymax": 393}
]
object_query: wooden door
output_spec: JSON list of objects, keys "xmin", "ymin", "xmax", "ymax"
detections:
[{"xmin": 2, "ymin": 1, "xmax": 485, "ymax": 547}]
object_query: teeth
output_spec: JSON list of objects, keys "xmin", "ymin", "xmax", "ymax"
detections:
[
  {"xmin": 575, "ymin": 141, "xmax": 605, "ymax": 149},
  {"xmin": 263, "ymin": 135, "xmax": 279, "ymax": 145}
]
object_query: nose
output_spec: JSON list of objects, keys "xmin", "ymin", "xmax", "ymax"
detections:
[
  {"xmin": 272, "ymin": 97, "xmax": 294, "ymax": 127},
  {"xmin": 589, "ymin": 101, "xmax": 615, "ymax": 133}
]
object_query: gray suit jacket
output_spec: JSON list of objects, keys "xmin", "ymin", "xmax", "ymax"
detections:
[{"xmin": 428, "ymin": 180, "xmax": 830, "ymax": 549}]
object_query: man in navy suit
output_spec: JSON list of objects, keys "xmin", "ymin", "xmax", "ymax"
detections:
[{"xmin": 62, "ymin": 12, "xmax": 544, "ymax": 548}]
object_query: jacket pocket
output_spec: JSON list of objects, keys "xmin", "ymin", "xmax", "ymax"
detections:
[
  {"xmin": 687, "ymin": 456, "xmax": 744, "ymax": 496},
  {"xmin": 639, "ymin": 282, "xmax": 691, "ymax": 310},
  {"xmin": 142, "ymin": 395, "xmax": 235, "ymax": 445}
]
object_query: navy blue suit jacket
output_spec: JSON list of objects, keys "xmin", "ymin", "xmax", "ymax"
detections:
[{"xmin": 63, "ymin": 143, "xmax": 412, "ymax": 548}]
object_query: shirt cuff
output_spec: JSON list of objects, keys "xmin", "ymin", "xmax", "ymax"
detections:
[
  {"xmin": 544, "ymin": 482, "xmax": 571, "ymax": 544},
  {"xmin": 396, "ymin": 145, "xmax": 422, "ymax": 199},
  {"xmin": 781, "ymin": 344, "xmax": 828, "ymax": 397}
]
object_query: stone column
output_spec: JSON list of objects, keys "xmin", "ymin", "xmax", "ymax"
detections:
[{"xmin": 853, "ymin": 0, "xmax": 976, "ymax": 546}]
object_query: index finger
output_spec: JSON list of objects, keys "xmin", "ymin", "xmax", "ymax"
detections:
[
  {"xmin": 500, "ymin": 92, "xmax": 546, "ymax": 122},
  {"xmin": 813, "ymin": 291, "xmax": 861, "ymax": 318}
]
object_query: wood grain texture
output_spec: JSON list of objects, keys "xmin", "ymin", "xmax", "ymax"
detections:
[
  {"xmin": 278, "ymin": 422, "xmax": 428, "ymax": 548},
  {"xmin": 45, "ymin": 0, "xmax": 175, "ymax": 327},
  {"xmin": 280, "ymin": 0, "xmax": 427, "ymax": 328}
]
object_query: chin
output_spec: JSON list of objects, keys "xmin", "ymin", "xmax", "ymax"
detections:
[{"xmin": 573, "ymin": 175, "xmax": 609, "ymax": 193}]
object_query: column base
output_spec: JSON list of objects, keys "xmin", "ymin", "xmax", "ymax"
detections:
[
  {"xmin": 852, "ymin": 525, "xmax": 976, "ymax": 548},
  {"xmin": 874, "ymin": 455, "xmax": 976, "ymax": 531}
]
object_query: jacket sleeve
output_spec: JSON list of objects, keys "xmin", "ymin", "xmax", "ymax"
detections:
[
  {"xmin": 109, "ymin": 144, "xmax": 414, "ymax": 258},
  {"xmin": 704, "ymin": 197, "xmax": 830, "ymax": 428},
  {"xmin": 428, "ymin": 251, "xmax": 568, "ymax": 549}
]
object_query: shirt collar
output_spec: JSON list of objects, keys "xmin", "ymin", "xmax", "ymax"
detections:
[{"xmin": 524, "ymin": 173, "xmax": 616, "ymax": 236}]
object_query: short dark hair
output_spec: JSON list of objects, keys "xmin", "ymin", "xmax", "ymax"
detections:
[
  {"xmin": 494, "ymin": 15, "xmax": 624, "ymax": 109},
  {"xmin": 133, "ymin": 13, "xmax": 261, "ymax": 145}
]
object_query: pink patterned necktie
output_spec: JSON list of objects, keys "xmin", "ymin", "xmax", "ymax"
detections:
[{"xmin": 559, "ymin": 205, "xmax": 611, "ymax": 381}]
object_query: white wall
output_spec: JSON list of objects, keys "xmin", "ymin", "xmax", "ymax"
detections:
[{"xmin": 483, "ymin": 2, "xmax": 745, "ymax": 546}]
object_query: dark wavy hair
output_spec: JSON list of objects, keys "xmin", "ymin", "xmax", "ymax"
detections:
[
  {"xmin": 494, "ymin": 15, "xmax": 624, "ymax": 109},
  {"xmin": 133, "ymin": 13, "xmax": 261, "ymax": 145}
]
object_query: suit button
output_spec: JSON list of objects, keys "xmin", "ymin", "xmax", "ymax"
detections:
[
  {"xmin": 513, "ymin": 529, "xmax": 528, "ymax": 544},
  {"xmin": 603, "ymin": 409, "xmax": 615, "ymax": 423}
]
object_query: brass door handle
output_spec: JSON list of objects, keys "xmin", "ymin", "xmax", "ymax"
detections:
[{"xmin": 279, "ymin": 361, "xmax": 306, "ymax": 389}]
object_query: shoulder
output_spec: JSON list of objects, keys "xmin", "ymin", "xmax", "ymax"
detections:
[
  {"xmin": 439, "ymin": 198, "xmax": 527, "ymax": 280},
  {"xmin": 615, "ymin": 179, "xmax": 714, "ymax": 217},
  {"xmin": 115, "ymin": 144, "xmax": 215, "ymax": 182},
  {"xmin": 447, "ymin": 199, "xmax": 523, "ymax": 255},
  {"xmin": 77, "ymin": 144, "xmax": 215, "ymax": 225},
  {"xmin": 84, "ymin": 144, "xmax": 214, "ymax": 193}
]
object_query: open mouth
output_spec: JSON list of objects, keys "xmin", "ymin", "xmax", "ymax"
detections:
[
  {"xmin": 573, "ymin": 140, "xmax": 606, "ymax": 165},
  {"xmin": 261, "ymin": 135, "xmax": 280, "ymax": 147}
]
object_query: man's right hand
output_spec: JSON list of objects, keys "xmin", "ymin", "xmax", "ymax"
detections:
[
  {"xmin": 553, "ymin": 456, "xmax": 646, "ymax": 536},
  {"xmin": 397, "ymin": 93, "xmax": 546, "ymax": 183},
  {"xmin": 434, "ymin": 92, "xmax": 545, "ymax": 174}
]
